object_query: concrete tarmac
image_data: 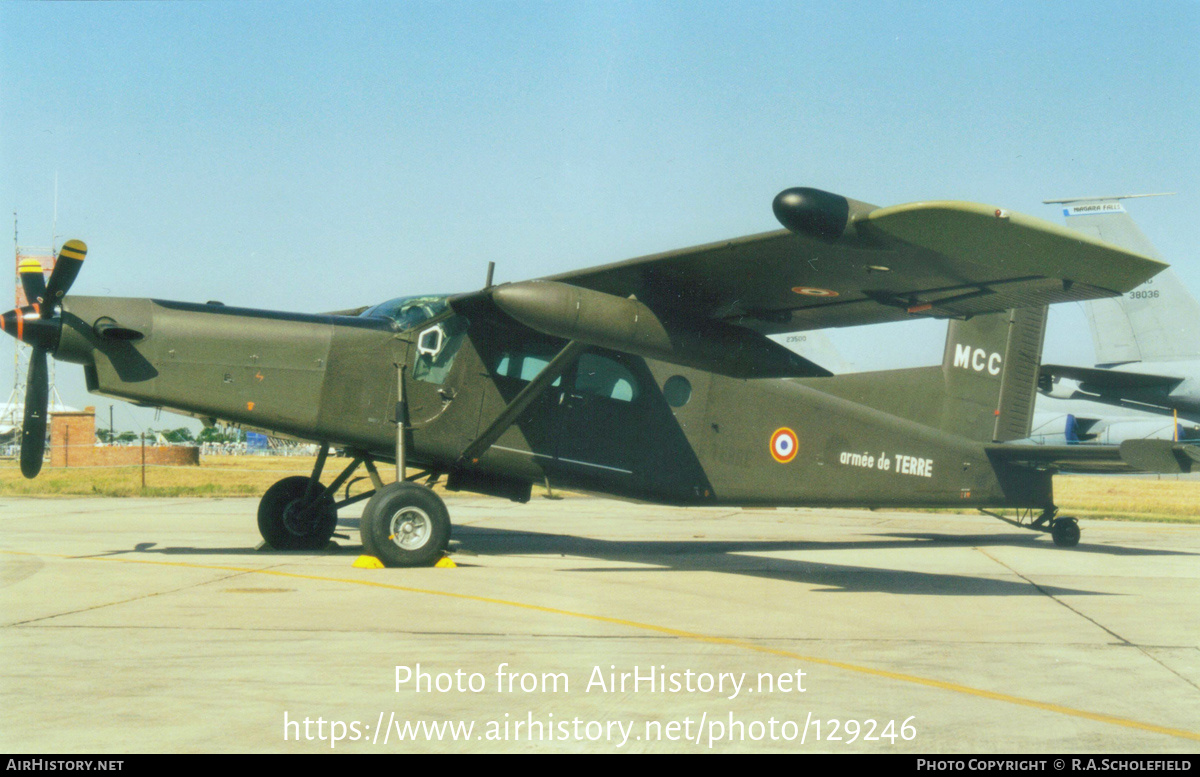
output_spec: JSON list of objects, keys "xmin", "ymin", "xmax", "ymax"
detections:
[{"xmin": 1, "ymin": 495, "xmax": 1197, "ymax": 753}]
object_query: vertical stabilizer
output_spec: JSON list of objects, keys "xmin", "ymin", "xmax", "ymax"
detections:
[
  {"xmin": 940, "ymin": 307, "xmax": 1048, "ymax": 442},
  {"xmin": 1046, "ymin": 194, "xmax": 1200, "ymax": 364}
]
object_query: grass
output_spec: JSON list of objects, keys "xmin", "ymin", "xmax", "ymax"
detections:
[
  {"xmin": 1052, "ymin": 475, "xmax": 1200, "ymax": 524},
  {"xmin": 0, "ymin": 455, "xmax": 542, "ymax": 500},
  {"xmin": 0, "ymin": 455, "xmax": 327, "ymax": 498},
  {"xmin": 0, "ymin": 457, "xmax": 1196, "ymax": 523}
]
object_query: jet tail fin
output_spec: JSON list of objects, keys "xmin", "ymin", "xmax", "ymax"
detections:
[{"xmin": 1045, "ymin": 194, "xmax": 1200, "ymax": 364}]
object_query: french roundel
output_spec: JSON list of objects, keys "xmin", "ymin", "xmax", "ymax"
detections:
[
  {"xmin": 770, "ymin": 427, "xmax": 798, "ymax": 463},
  {"xmin": 791, "ymin": 286, "xmax": 839, "ymax": 297}
]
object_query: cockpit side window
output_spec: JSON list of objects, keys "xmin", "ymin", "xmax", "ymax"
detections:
[{"xmin": 413, "ymin": 315, "xmax": 467, "ymax": 385}]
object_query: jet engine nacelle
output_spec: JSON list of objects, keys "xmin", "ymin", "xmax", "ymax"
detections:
[{"xmin": 1089, "ymin": 419, "xmax": 1200, "ymax": 444}]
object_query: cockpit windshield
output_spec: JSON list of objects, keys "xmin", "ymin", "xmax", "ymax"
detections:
[{"xmin": 360, "ymin": 295, "xmax": 449, "ymax": 331}]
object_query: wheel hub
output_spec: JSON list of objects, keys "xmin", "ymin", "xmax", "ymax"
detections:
[
  {"xmin": 389, "ymin": 507, "xmax": 432, "ymax": 550},
  {"xmin": 281, "ymin": 499, "xmax": 316, "ymax": 537}
]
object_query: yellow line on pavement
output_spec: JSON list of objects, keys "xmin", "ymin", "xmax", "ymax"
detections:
[{"xmin": 7, "ymin": 548, "xmax": 1199, "ymax": 743}]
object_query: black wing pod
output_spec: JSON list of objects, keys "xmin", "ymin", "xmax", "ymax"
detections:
[{"xmin": 772, "ymin": 187, "xmax": 851, "ymax": 241}]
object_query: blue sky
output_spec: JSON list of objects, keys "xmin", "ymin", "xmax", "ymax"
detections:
[{"xmin": 2, "ymin": 1, "xmax": 1197, "ymax": 429}]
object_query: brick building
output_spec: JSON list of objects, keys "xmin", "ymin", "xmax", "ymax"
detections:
[{"xmin": 49, "ymin": 407, "xmax": 199, "ymax": 468}]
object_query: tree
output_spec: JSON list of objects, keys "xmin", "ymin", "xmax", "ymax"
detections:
[
  {"xmin": 197, "ymin": 426, "xmax": 244, "ymax": 444},
  {"xmin": 158, "ymin": 427, "xmax": 195, "ymax": 444}
]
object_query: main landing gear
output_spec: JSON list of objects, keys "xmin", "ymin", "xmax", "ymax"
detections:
[
  {"xmin": 359, "ymin": 481, "xmax": 451, "ymax": 568},
  {"xmin": 982, "ymin": 506, "xmax": 1081, "ymax": 547},
  {"xmin": 256, "ymin": 442, "xmax": 451, "ymax": 566}
]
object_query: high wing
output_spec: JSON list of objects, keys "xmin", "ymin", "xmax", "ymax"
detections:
[
  {"xmin": 452, "ymin": 188, "xmax": 1166, "ymax": 380},
  {"xmin": 541, "ymin": 190, "xmax": 1166, "ymax": 334}
]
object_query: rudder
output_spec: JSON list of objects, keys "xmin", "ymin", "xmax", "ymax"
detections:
[{"xmin": 939, "ymin": 306, "xmax": 1048, "ymax": 442}]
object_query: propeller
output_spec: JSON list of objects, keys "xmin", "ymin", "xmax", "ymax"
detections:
[
  {"xmin": 18, "ymin": 258, "xmax": 47, "ymax": 308},
  {"xmin": 22, "ymin": 346, "xmax": 49, "ymax": 477},
  {"xmin": 1, "ymin": 240, "xmax": 87, "ymax": 477}
]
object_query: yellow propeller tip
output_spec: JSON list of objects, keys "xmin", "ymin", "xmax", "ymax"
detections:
[{"xmin": 60, "ymin": 240, "xmax": 87, "ymax": 261}]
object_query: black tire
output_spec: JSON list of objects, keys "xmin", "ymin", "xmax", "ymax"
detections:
[
  {"xmin": 257, "ymin": 476, "xmax": 338, "ymax": 551},
  {"xmin": 360, "ymin": 482, "xmax": 450, "ymax": 567},
  {"xmin": 1051, "ymin": 517, "xmax": 1081, "ymax": 548}
]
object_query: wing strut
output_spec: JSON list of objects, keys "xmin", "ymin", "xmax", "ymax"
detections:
[{"xmin": 457, "ymin": 340, "xmax": 586, "ymax": 467}]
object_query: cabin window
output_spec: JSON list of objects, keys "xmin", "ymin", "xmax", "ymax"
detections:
[
  {"xmin": 491, "ymin": 351, "xmax": 637, "ymax": 401},
  {"xmin": 573, "ymin": 353, "xmax": 637, "ymax": 402},
  {"xmin": 663, "ymin": 375, "xmax": 691, "ymax": 407}
]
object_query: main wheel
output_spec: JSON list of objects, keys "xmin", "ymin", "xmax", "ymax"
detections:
[
  {"xmin": 1051, "ymin": 516, "xmax": 1081, "ymax": 548},
  {"xmin": 360, "ymin": 482, "xmax": 450, "ymax": 567},
  {"xmin": 257, "ymin": 476, "xmax": 338, "ymax": 550}
]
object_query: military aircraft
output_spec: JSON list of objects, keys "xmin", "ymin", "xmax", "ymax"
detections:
[
  {"xmin": 1039, "ymin": 194, "xmax": 1200, "ymax": 423},
  {"xmin": 1025, "ymin": 406, "xmax": 1200, "ymax": 446},
  {"xmin": 3, "ymin": 187, "xmax": 1195, "ymax": 564}
]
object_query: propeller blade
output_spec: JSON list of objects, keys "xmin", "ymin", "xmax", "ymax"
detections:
[
  {"xmin": 42, "ymin": 239, "xmax": 87, "ymax": 315},
  {"xmin": 20, "ymin": 346, "xmax": 49, "ymax": 478},
  {"xmin": 18, "ymin": 259, "xmax": 47, "ymax": 308}
]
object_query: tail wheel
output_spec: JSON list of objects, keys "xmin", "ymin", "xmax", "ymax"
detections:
[
  {"xmin": 360, "ymin": 482, "xmax": 450, "ymax": 567},
  {"xmin": 257, "ymin": 476, "xmax": 338, "ymax": 550},
  {"xmin": 1051, "ymin": 517, "xmax": 1080, "ymax": 548}
]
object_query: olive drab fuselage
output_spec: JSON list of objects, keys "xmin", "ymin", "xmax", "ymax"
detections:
[{"xmin": 56, "ymin": 295, "xmax": 1051, "ymax": 512}]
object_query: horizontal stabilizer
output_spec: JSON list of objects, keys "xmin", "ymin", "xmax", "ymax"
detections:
[
  {"xmin": 987, "ymin": 440, "xmax": 1199, "ymax": 474},
  {"xmin": 1119, "ymin": 439, "xmax": 1200, "ymax": 474}
]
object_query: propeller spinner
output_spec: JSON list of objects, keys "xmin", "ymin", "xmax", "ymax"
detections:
[{"xmin": 1, "ymin": 240, "xmax": 87, "ymax": 477}]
